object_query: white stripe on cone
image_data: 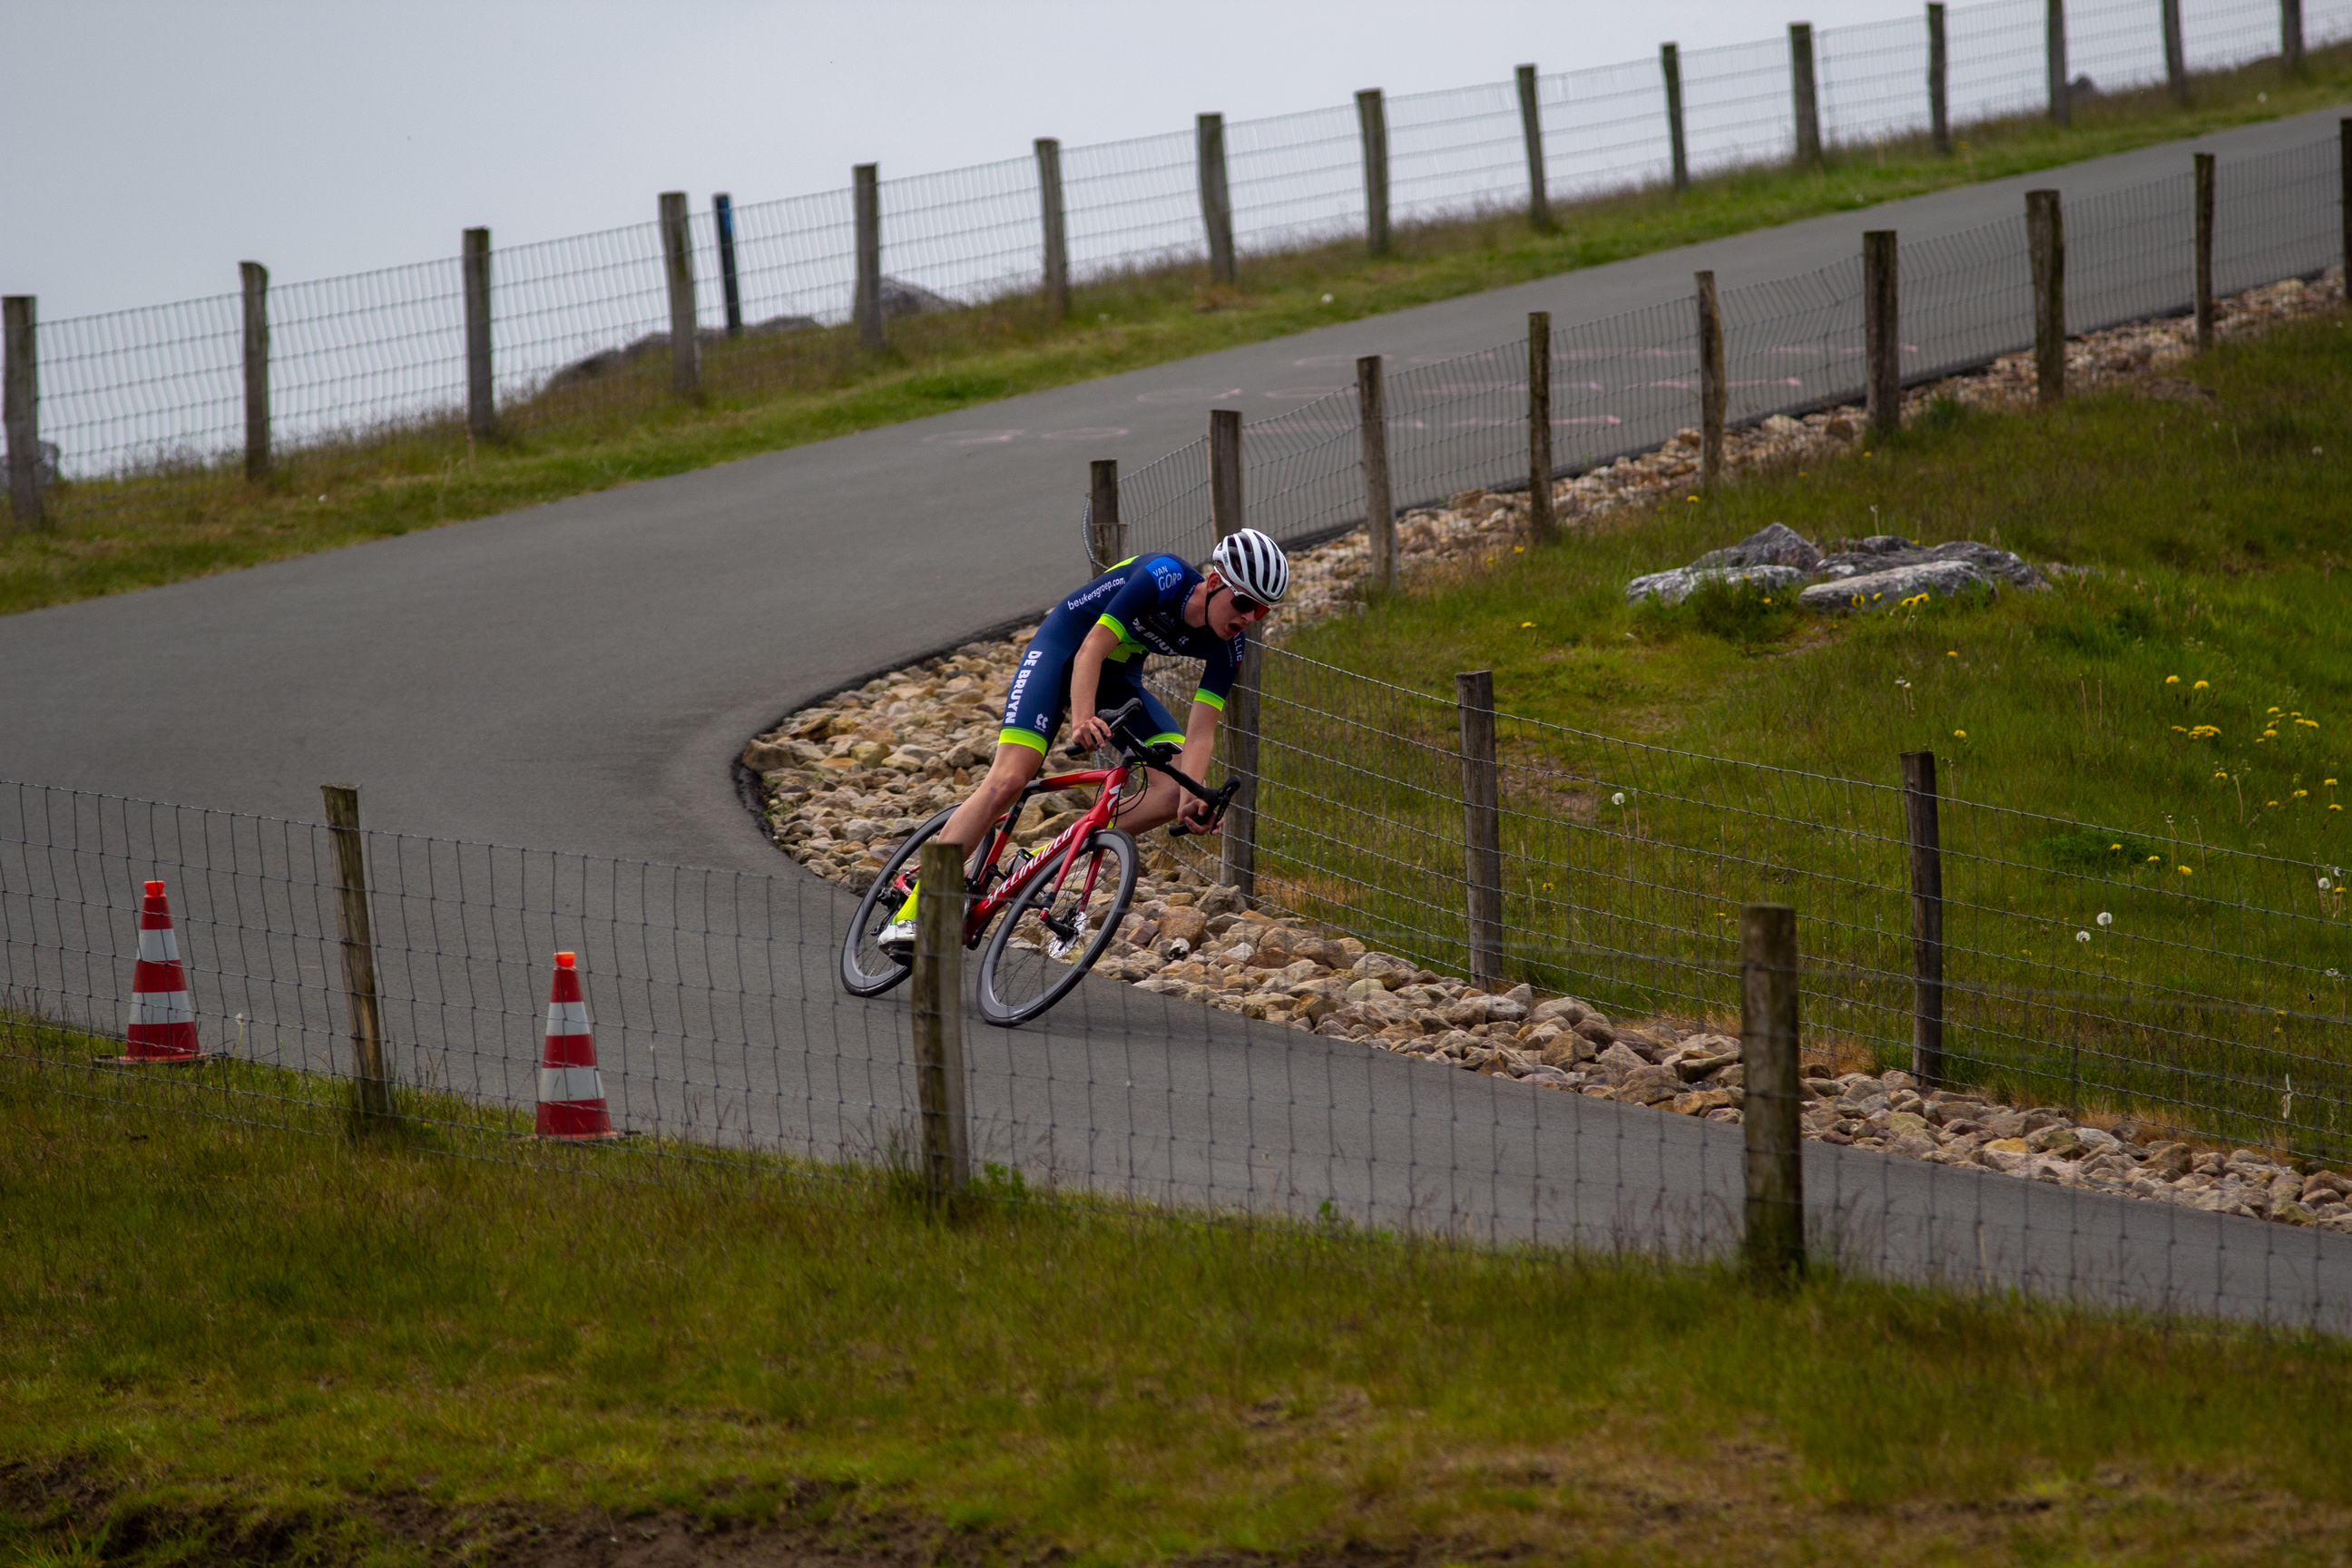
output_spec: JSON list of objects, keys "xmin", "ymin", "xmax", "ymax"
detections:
[
  {"xmin": 544, "ymin": 999, "xmax": 590, "ymax": 1032},
  {"xmin": 138, "ymin": 928, "xmax": 181, "ymax": 964},
  {"xmin": 539, "ymin": 1065, "xmax": 606, "ymax": 1102},
  {"xmin": 129, "ymin": 989, "xmax": 197, "ymax": 1026}
]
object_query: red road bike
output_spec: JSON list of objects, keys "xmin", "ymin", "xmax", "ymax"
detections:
[{"xmin": 839, "ymin": 700, "xmax": 1239, "ymax": 1025}]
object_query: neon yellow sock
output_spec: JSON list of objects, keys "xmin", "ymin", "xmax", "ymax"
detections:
[{"xmin": 893, "ymin": 882, "xmax": 919, "ymax": 925}]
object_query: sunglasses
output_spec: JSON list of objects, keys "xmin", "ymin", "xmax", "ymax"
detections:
[{"xmin": 1222, "ymin": 585, "xmax": 1269, "ymax": 617}]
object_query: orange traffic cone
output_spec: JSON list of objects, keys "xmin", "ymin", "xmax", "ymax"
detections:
[
  {"xmin": 534, "ymin": 952, "xmax": 618, "ymax": 1140},
  {"xmin": 106, "ymin": 879, "xmax": 210, "ymax": 1063}
]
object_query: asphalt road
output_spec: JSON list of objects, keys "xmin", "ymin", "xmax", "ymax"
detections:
[{"xmin": 4, "ymin": 105, "xmax": 2347, "ymax": 1326}]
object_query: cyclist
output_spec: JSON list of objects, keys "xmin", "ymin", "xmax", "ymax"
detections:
[{"xmin": 877, "ymin": 526, "xmax": 1291, "ymax": 958}]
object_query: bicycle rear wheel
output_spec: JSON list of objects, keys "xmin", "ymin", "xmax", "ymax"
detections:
[
  {"xmin": 975, "ymin": 827, "xmax": 1139, "ymax": 1026},
  {"xmin": 839, "ymin": 807, "xmax": 956, "ymax": 997}
]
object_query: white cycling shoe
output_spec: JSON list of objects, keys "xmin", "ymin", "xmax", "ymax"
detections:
[{"xmin": 877, "ymin": 918, "xmax": 917, "ymax": 961}]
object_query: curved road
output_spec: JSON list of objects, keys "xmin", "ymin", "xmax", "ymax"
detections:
[{"xmin": 5, "ymin": 107, "xmax": 2347, "ymax": 1327}]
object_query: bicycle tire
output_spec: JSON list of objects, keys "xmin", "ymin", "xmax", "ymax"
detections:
[
  {"xmin": 976, "ymin": 826, "xmax": 1139, "ymax": 1027},
  {"xmin": 838, "ymin": 806, "xmax": 957, "ymax": 997}
]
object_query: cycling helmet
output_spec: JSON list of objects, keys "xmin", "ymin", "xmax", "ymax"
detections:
[{"xmin": 1210, "ymin": 527, "xmax": 1290, "ymax": 607}]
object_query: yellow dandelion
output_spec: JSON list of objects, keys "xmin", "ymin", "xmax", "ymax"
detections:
[
  {"xmin": 1946, "ymin": 650, "xmax": 1958, "ymax": 657},
  {"xmin": 2110, "ymin": 842, "xmax": 2122, "ymax": 850},
  {"xmin": 1687, "ymin": 495, "xmax": 1700, "ymax": 503},
  {"xmin": 2166, "ymin": 675, "xmax": 2180, "ymax": 684},
  {"xmin": 2147, "ymin": 855, "xmax": 2161, "ymax": 862},
  {"xmin": 2264, "ymin": 729, "xmax": 2280, "ymax": 739},
  {"xmin": 2171, "ymin": 725, "xmax": 2187, "ymax": 732},
  {"xmin": 2194, "ymin": 680, "xmax": 2210, "ymax": 690},
  {"xmin": 1522, "ymin": 621, "xmax": 1534, "ymax": 628},
  {"xmin": 1514, "ymin": 544, "xmax": 1524, "ymax": 553},
  {"xmin": 2268, "ymin": 800, "xmax": 2280, "ymax": 807},
  {"xmin": 2295, "ymin": 789, "xmax": 2309, "ymax": 798},
  {"xmin": 2333, "ymin": 804, "xmax": 2344, "ymax": 811},
  {"xmin": 2179, "ymin": 866, "xmax": 2193, "ymax": 875},
  {"xmin": 2327, "ymin": 779, "xmax": 2340, "ymax": 786},
  {"xmin": 1954, "ymin": 730, "xmax": 1967, "ymax": 740}
]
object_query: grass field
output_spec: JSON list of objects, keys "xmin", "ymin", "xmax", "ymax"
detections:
[
  {"xmin": 7, "ymin": 1021, "xmax": 2352, "ymax": 1567},
  {"xmin": 1249, "ymin": 306, "xmax": 2352, "ymax": 1156},
  {"xmin": 4, "ymin": 51, "xmax": 2349, "ymax": 621}
]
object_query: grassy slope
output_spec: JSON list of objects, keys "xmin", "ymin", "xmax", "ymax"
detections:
[
  {"xmin": 5, "ymin": 1029, "xmax": 2352, "ymax": 1567},
  {"xmin": 1289, "ymin": 312, "xmax": 2352, "ymax": 862},
  {"xmin": 5, "ymin": 54, "xmax": 2350, "ymax": 619}
]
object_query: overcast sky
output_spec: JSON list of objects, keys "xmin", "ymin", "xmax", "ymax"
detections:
[{"xmin": 5, "ymin": 0, "xmax": 1926, "ymax": 321}]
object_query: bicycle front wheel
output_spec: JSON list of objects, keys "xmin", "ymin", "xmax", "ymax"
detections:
[{"xmin": 976, "ymin": 827, "xmax": 1139, "ymax": 1027}]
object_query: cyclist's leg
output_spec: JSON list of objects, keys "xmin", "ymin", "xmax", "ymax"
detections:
[{"xmin": 887, "ymin": 623, "xmax": 1074, "ymax": 934}]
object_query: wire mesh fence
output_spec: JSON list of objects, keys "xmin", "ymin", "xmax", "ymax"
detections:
[
  {"xmin": 9, "ymin": 745, "xmax": 2352, "ymax": 1332},
  {"xmin": 1194, "ymin": 649, "xmax": 2352, "ymax": 1161},
  {"xmin": 9, "ymin": 0, "xmax": 2345, "ymax": 533},
  {"xmin": 1091, "ymin": 122, "xmax": 2346, "ymax": 572}
]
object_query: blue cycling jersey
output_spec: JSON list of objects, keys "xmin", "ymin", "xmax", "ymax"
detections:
[{"xmin": 997, "ymin": 554, "xmax": 1245, "ymax": 754}]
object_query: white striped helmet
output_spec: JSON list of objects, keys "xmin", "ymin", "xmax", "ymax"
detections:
[{"xmin": 1210, "ymin": 527, "xmax": 1290, "ymax": 608}]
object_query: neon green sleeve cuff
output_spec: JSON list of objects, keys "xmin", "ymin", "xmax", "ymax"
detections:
[
  {"xmin": 1192, "ymin": 689, "xmax": 1226, "ymax": 712},
  {"xmin": 1095, "ymin": 612, "xmax": 1130, "ymax": 643},
  {"xmin": 998, "ymin": 727, "xmax": 1048, "ymax": 754}
]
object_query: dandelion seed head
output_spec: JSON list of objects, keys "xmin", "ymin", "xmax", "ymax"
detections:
[
  {"xmin": 2076, "ymin": 930, "xmax": 2092, "ymax": 943},
  {"xmin": 1611, "ymin": 791, "xmax": 1626, "ymax": 806},
  {"xmin": 2097, "ymin": 911, "xmax": 2113, "ymax": 926}
]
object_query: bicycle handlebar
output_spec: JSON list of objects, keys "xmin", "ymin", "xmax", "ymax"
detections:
[{"xmin": 1063, "ymin": 698, "xmax": 1235, "ymax": 833}]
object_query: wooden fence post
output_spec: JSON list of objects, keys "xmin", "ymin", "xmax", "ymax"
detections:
[
  {"xmin": 1927, "ymin": 3, "xmax": 1951, "ymax": 154},
  {"xmin": 2341, "ymin": 120, "xmax": 2351, "ymax": 279},
  {"xmin": 854, "ymin": 163, "xmax": 885, "ymax": 349},
  {"xmin": 3, "ymin": 296, "xmax": 42, "ymax": 531},
  {"xmin": 2194, "ymin": 152, "xmax": 2217, "ymax": 353},
  {"xmin": 912, "ymin": 839, "xmax": 971, "ymax": 1208},
  {"xmin": 320, "ymin": 785, "xmax": 395, "ymax": 1122},
  {"xmin": 240, "ymin": 261, "xmax": 270, "ymax": 483},
  {"xmin": 1517, "ymin": 64, "xmax": 1552, "ymax": 230},
  {"xmin": 2045, "ymin": 0, "xmax": 2070, "ymax": 126},
  {"xmin": 713, "ymin": 193, "xmax": 743, "ymax": 337},
  {"xmin": 1790, "ymin": 24, "xmax": 1823, "ymax": 170},
  {"xmin": 1741, "ymin": 903, "xmax": 1805, "ymax": 1285},
  {"xmin": 1898, "ymin": 751, "xmax": 1946, "ymax": 1088},
  {"xmin": 2027, "ymin": 189, "xmax": 2065, "ymax": 405},
  {"xmin": 1035, "ymin": 138, "xmax": 1071, "ymax": 319},
  {"xmin": 1357, "ymin": 89, "xmax": 1391, "ymax": 256},
  {"xmin": 2283, "ymin": 0, "xmax": 2306, "ymax": 77},
  {"xmin": 1526, "ymin": 310, "xmax": 1556, "ymax": 546},
  {"xmin": 1661, "ymin": 44, "xmax": 1690, "ymax": 193},
  {"xmin": 1357, "ymin": 354, "xmax": 1396, "ymax": 592},
  {"xmin": 1695, "ymin": 270, "xmax": 1726, "ymax": 488},
  {"xmin": 1456, "ymin": 671, "xmax": 1504, "ymax": 991},
  {"xmin": 1210, "ymin": 408, "xmax": 1259, "ymax": 903},
  {"xmin": 1088, "ymin": 458, "xmax": 1123, "ymax": 570},
  {"xmin": 462, "ymin": 228, "xmax": 494, "ymax": 440},
  {"xmin": 2163, "ymin": 0, "xmax": 2190, "ymax": 106},
  {"xmin": 658, "ymin": 191, "xmax": 701, "ymax": 397},
  {"xmin": 1864, "ymin": 230, "xmax": 1900, "ymax": 441},
  {"xmin": 1198, "ymin": 114, "xmax": 1236, "ymax": 286}
]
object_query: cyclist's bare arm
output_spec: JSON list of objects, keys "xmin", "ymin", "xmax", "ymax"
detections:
[{"xmin": 1115, "ymin": 699, "xmax": 1226, "ymax": 835}]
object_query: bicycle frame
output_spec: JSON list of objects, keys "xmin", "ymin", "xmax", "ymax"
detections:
[{"xmin": 958, "ymin": 760, "xmax": 1134, "ymax": 948}]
